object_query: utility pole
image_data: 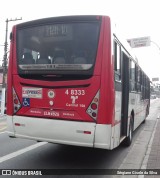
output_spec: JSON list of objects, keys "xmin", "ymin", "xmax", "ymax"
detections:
[{"xmin": 1, "ymin": 17, "xmax": 22, "ymax": 115}]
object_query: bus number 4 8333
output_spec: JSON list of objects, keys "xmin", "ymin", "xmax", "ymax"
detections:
[{"xmin": 65, "ymin": 89, "xmax": 85, "ymax": 96}]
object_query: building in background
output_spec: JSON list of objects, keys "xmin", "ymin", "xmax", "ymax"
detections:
[
  {"xmin": 151, "ymin": 77, "xmax": 160, "ymax": 98},
  {"xmin": 0, "ymin": 72, "xmax": 3, "ymax": 112}
]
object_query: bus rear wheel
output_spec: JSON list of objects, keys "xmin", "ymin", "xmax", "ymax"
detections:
[
  {"xmin": 123, "ymin": 117, "xmax": 133, "ymax": 146},
  {"xmin": 142, "ymin": 106, "xmax": 149, "ymax": 124}
]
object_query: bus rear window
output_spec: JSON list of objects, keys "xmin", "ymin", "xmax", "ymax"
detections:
[{"xmin": 17, "ymin": 22, "xmax": 100, "ymax": 76}]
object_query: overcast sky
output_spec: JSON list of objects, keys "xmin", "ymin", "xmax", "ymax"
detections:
[{"xmin": 0, "ymin": 0, "xmax": 160, "ymax": 79}]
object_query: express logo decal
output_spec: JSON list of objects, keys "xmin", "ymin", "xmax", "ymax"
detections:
[{"xmin": 22, "ymin": 88, "xmax": 42, "ymax": 99}]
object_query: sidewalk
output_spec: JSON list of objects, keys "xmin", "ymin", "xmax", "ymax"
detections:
[
  {"xmin": 113, "ymin": 115, "xmax": 160, "ymax": 178},
  {"xmin": 143, "ymin": 118, "xmax": 160, "ymax": 178}
]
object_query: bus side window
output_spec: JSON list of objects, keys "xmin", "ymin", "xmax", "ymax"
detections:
[
  {"xmin": 22, "ymin": 52, "xmax": 35, "ymax": 64},
  {"xmin": 136, "ymin": 66, "xmax": 141, "ymax": 92},
  {"xmin": 141, "ymin": 72, "xmax": 145, "ymax": 100},
  {"xmin": 114, "ymin": 41, "xmax": 121, "ymax": 81},
  {"xmin": 130, "ymin": 60, "xmax": 136, "ymax": 91}
]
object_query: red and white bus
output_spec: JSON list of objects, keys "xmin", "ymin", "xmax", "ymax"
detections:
[{"xmin": 7, "ymin": 15, "xmax": 150, "ymax": 150}]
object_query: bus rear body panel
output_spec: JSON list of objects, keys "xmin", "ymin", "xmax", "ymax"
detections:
[
  {"xmin": 7, "ymin": 115, "xmax": 113, "ymax": 149},
  {"xmin": 7, "ymin": 16, "xmax": 115, "ymax": 149},
  {"xmin": 13, "ymin": 75, "xmax": 101, "ymax": 123},
  {"xmin": 6, "ymin": 15, "xmax": 150, "ymax": 150}
]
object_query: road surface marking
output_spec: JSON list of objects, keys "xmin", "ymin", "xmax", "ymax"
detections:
[
  {"xmin": 0, "ymin": 131, "xmax": 6, "ymax": 135},
  {"xmin": 0, "ymin": 142, "xmax": 47, "ymax": 163},
  {"xmin": 0, "ymin": 126, "xmax": 7, "ymax": 132}
]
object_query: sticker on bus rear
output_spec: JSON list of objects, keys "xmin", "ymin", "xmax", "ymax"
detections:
[
  {"xmin": 22, "ymin": 98, "xmax": 30, "ymax": 107},
  {"xmin": 22, "ymin": 87, "xmax": 42, "ymax": 99}
]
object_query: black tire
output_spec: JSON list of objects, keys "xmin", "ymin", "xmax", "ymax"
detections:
[
  {"xmin": 142, "ymin": 117, "xmax": 146, "ymax": 124},
  {"xmin": 142, "ymin": 106, "xmax": 148, "ymax": 124},
  {"xmin": 123, "ymin": 117, "xmax": 133, "ymax": 146}
]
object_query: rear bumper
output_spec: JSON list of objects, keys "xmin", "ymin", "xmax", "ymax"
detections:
[{"xmin": 7, "ymin": 115, "xmax": 112, "ymax": 149}]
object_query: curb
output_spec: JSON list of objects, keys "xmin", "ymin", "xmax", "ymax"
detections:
[{"xmin": 138, "ymin": 117, "xmax": 159, "ymax": 178}]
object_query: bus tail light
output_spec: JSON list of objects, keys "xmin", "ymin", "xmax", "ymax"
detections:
[
  {"xmin": 86, "ymin": 90, "xmax": 100, "ymax": 120},
  {"xmin": 13, "ymin": 88, "xmax": 21, "ymax": 113}
]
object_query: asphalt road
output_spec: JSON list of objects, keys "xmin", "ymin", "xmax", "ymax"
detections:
[{"xmin": 0, "ymin": 99, "xmax": 159, "ymax": 178}]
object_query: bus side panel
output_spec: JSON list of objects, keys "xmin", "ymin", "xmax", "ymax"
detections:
[
  {"xmin": 7, "ymin": 26, "xmax": 16, "ymax": 116},
  {"xmin": 94, "ymin": 124, "xmax": 112, "ymax": 149},
  {"xmin": 110, "ymin": 122, "xmax": 121, "ymax": 149},
  {"xmin": 97, "ymin": 16, "xmax": 115, "ymax": 125},
  {"xmin": 128, "ymin": 92, "xmax": 137, "ymax": 130},
  {"xmin": 94, "ymin": 123, "xmax": 121, "ymax": 150}
]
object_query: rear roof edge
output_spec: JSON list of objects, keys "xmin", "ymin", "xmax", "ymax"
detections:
[{"xmin": 17, "ymin": 15, "xmax": 103, "ymax": 28}]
